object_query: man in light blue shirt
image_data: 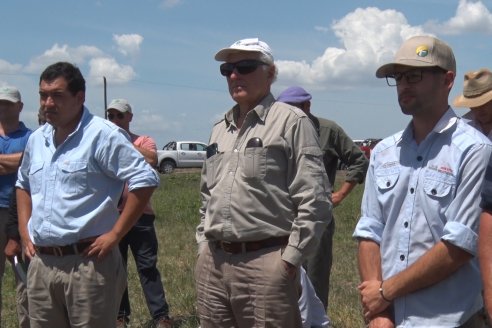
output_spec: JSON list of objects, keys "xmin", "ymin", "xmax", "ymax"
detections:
[
  {"xmin": 16, "ymin": 62, "xmax": 159, "ymax": 328},
  {"xmin": 353, "ymin": 36, "xmax": 491, "ymax": 327}
]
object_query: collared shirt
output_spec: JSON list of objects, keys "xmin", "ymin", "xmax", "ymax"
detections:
[
  {"xmin": 462, "ymin": 110, "xmax": 492, "ymax": 140},
  {"xmin": 197, "ymin": 93, "xmax": 332, "ymax": 267},
  {"xmin": 353, "ymin": 108, "xmax": 491, "ymax": 327},
  {"xmin": 118, "ymin": 133, "xmax": 157, "ymax": 215},
  {"xmin": 311, "ymin": 115, "xmax": 368, "ymax": 187},
  {"xmin": 16, "ymin": 107, "xmax": 159, "ymax": 247},
  {"xmin": 0, "ymin": 122, "xmax": 31, "ymax": 207}
]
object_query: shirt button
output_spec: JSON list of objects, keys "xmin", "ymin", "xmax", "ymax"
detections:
[
  {"xmin": 404, "ymin": 221, "xmax": 408, "ymax": 228},
  {"xmin": 410, "ymin": 187, "xmax": 414, "ymax": 194},
  {"xmin": 431, "ymin": 189, "xmax": 437, "ymax": 195},
  {"xmin": 400, "ymin": 255, "xmax": 405, "ymax": 261},
  {"xmin": 417, "ymin": 156, "xmax": 423, "ymax": 161},
  {"xmin": 386, "ymin": 181, "xmax": 391, "ymax": 187}
]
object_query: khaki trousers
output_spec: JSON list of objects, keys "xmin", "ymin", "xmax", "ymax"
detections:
[
  {"xmin": 195, "ymin": 242, "xmax": 302, "ymax": 328},
  {"xmin": 27, "ymin": 247, "xmax": 126, "ymax": 328}
]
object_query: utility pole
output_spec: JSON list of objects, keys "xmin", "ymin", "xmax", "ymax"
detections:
[{"xmin": 103, "ymin": 76, "xmax": 107, "ymax": 119}]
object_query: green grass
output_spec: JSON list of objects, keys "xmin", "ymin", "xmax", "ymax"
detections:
[{"xmin": 1, "ymin": 171, "xmax": 365, "ymax": 328}]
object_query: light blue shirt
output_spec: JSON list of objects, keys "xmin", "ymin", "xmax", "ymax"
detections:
[
  {"xmin": 353, "ymin": 108, "xmax": 492, "ymax": 327},
  {"xmin": 16, "ymin": 107, "xmax": 159, "ymax": 247}
]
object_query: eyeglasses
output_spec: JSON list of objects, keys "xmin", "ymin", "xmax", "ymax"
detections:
[
  {"xmin": 107, "ymin": 112, "xmax": 125, "ymax": 120},
  {"xmin": 385, "ymin": 67, "xmax": 446, "ymax": 86},
  {"xmin": 220, "ymin": 60, "xmax": 269, "ymax": 77}
]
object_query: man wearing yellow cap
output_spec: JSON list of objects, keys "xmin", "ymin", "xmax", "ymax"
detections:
[{"xmin": 354, "ymin": 36, "xmax": 491, "ymax": 327}]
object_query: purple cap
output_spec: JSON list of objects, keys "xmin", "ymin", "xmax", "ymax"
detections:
[{"xmin": 277, "ymin": 86, "xmax": 312, "ymax": 104}]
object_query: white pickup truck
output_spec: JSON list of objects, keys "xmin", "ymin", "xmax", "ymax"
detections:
[{"xmin": 157, "ymin": 141, "xmax": 208, "ymax": 174}]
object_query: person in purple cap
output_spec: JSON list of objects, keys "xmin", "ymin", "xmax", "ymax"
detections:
[
  {"xmin": 277, "ymin": 86, "xmax": 368, "ymax": 312},
  {"xmin": 195, "ymin": 38, "xmax": 332, "ymax": 328}
]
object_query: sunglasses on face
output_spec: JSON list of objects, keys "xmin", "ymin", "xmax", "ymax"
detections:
[
  {"xmin": 220, "ymin": 60, "xmax": 269, "ymax": 77},
  {"xmin": 107, "ymin": 112, "xmax": 125, "ymax": 120}
]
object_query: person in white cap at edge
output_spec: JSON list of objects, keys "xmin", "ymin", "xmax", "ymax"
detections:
[
  {"xmin": 195, "ymin": 38, "xmax": 332, "ymax": 328},
  {"xmin": 106, "ymin": 98, "xmax": 172, "ymax": 328},
  {"xmin": 453, "ymin": 68, "xmax": 492, "ymax": 140},
  {"xmin": 353, "ymin": 36, "xmax": 491, "ymax": 327},
  {"xmin": 0, "ymin": 86, "xmax": 32, "ymax": 328}
]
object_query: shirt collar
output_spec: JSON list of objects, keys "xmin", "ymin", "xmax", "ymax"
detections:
[
  {"xmin": 224, "ymin": 93, "xmax": 275, "ymax": 128},
  {"xmin": 43, "ymin": 106, "xmax": 92, "ymax": 146},
  {"xmin": 401, "ymin": 106, "xmax": 458, "ymax": 141}
]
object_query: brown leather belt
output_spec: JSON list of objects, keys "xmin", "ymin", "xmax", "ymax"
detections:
[
  {"xmin": 35, "ymin": 241, "xmax": 92, "ymax": 257},
  {"xmin": 215, "ymin": 236, "xmax": 289, "ymax": 254}
]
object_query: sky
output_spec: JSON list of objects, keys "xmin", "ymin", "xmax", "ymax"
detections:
[{"xmin": 1, "ymin": 0, "xmax": 492, "ymax": 147}]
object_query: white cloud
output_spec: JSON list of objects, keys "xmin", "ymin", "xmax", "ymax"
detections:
[
  {"xmin": 24, "ymin": 44, "xmax": 104, "ymax": 73},
  {"xmin": 88, "ymin": 57, "xmax": 136, "ymax": 84},
  {"xmin": 277, "ymin": 7, "xmax": 425, "ymax": 89},
  {"xmin": 160, "ymin": 0, "xmax": 182, "ymax": 9},
  {"xmin": 425, "ymin": 0, "xmax": 492, "ymax": 35},
  {"xmin": 0, "ymin": 59, "xmax": 22, "ymax": 74},
  {"xmin": 113, "ymin": 34, "xmax": 144, "ymax": 57}
]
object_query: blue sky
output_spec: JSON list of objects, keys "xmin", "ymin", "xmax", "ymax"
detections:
[{"xmin": 1, "ymin": 0, "xmax": 492, "ymax": 147}]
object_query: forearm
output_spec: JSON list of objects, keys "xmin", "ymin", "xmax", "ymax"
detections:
[
  {"xmin": 332, "ymin": 181, "xmax": 357, "ymax": 206},
  {"xmin": 111, "ymin": 186, "xmax": 155, "ymax": 240},
  {"xmin": 0, "ymin": 153, "xmax": 22, "ymax": 175},
  {"xmin": 383, "ymin": 240, "xmax": 472, "ymax": 301},
  {"xmin": 358, "ymin": 238, "xmax": 383, "ymax": 281},
  {"xmin": 134, "ymin": 145, "xmax": 157, "ymax": 167},
  {"xmin": 16, "ymin": 188, "xmax": 32, "ymax": 249},
  {"xmin": 479, "ymin": 210, "xmax": 492, "ymax": 318}
]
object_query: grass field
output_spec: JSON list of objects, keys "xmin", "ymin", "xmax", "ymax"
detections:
[{"xmin": 1, "ymin": 171, "xmax": 365, "ymax": 328}]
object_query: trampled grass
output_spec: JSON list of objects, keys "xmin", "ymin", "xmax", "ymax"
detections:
[{"xmin": 1, "ymin": 171, "xmax": 365, "ymax": 328}]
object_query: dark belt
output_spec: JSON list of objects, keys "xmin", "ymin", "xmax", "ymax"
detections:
[
  {"xmin": 215, "ymin": 236, "xmax": 289, "ymax": 254},
  {"xmin": 35, "ymin": 241, "xmax": 92, "ymax": 257}
]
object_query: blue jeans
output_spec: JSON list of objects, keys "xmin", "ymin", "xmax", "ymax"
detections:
[{"xmin": 118, "ymin": 213, "xmax": 169, "ymax": 321}]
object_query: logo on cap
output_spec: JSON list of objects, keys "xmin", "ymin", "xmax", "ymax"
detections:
[{"xmin": 416, "ymin": 45, "xmax": 429, "ymax": 58}]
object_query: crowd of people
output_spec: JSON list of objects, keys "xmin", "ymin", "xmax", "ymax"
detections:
[{"xmin": 1, "ymin": 34, "xmax": 492, "ymax": 328}]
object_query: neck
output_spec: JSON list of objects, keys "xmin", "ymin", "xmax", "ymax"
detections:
[{"xmin": 0, "ymin": 119, "xmax": 20, "ymax": 136}]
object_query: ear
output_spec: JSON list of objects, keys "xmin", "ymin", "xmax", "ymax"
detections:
[
  {"xmin": 76, "ymin": 90, "xmax": 85, "ymax": 105},
  {"xmin": 444, "ymin": 71, "xmax": 455, "ymax": 90},
  {"xmin": 129, "ymin": 112, "xmax": 133, "ymax": 122}
]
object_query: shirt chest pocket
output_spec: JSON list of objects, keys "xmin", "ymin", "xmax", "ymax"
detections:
[
  {"xmin": 241, "ymin": 147, "xmax": 267, "ymax": 179},
  {"xmin": 28, "ymin": 162, "xmax": 44, "ymax": 194},
  {"xmin": 375, "ymin": 167, "xmax": 400, "ymax": 192},
  {"xmin": 423, "ymin": 170, "xmax": 455, "ymax": 199},
  {"xmin": 58, "ymin": 161, "xmax": 88, "ymax": 194}
]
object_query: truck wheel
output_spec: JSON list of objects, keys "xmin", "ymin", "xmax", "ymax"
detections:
[{"xmin": 160, "ymin": 160, "xmax": 176, "ymax": 174}]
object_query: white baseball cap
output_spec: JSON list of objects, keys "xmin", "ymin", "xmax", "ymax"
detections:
[
  {"xmin": 107, "ymin": 98, "xmax": 132, "ymax": 113},
  {"xmin": 215, "ymin": 38, "xmax": 274, "ymax": 64},
  {"xmin": 0, "ymin": 86, "xmax": 21, "ymax": 103}
]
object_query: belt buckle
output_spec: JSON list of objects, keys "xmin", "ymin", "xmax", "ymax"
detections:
[
  {"xmin": 53, "ymin": 246, "xmax": 63, "ymax": 257},
  {"xmin": 219, "ymin": 241, "xmax": 233, "ymax": 253}
]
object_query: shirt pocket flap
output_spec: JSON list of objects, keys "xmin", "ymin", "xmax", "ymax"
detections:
[
  {"xmin": 375, "ymin": 166, "xmax": 400, "ymax": 191},
  {"xmin": 59, "ymin": 161, "xmax": 87, "ymax": 173},
  {"xmin": 29, "ymin": 162, "xmax": 44, "ymax": 175},
  {"xmin": 423, "ymin": 170, "xmax": 455, "ymax": 197}
]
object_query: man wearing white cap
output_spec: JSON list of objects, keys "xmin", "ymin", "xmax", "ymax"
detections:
[
  {"xmin": 0, "ymin": 86, "xmax": 31, "ymax": 327},
  {"xmin": 353, "ymin": 36, "xmax": 491, "ymax": 327},
  {"xmin": 453, "ymin": 68, "xmax": 492, "ymax": 140},
  {"xmin": 195, "ymin": 38, "xmax": 332, "ymax": 327},
  {"xmin": 106, "ymin": 99, "xmax": 172, "ymax": 328}
]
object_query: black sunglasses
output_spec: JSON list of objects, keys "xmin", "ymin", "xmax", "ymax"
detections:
[
  {"xmin": 220, "ymin": 60, "xmax": 269, "ymax": 77},
  {"xmin": 107, "ymin": 112, "xmax": 125, "ymax": 120}
]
